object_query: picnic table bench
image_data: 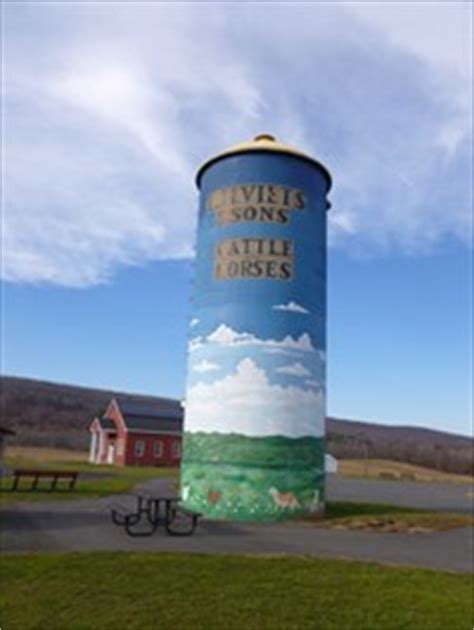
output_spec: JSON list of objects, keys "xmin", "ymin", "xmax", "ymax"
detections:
[
  {"xmin": 11, "ymin": 469, "xmax": 79, "ymax": 492},
  {"xmin": 111, "ymin": 494, "xmax": 202, "ymax": 537}
]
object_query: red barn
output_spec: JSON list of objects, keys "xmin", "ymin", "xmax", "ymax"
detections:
[{"xmin": 88, "ymin": 396, "xmax": 183, "ymax": 467}]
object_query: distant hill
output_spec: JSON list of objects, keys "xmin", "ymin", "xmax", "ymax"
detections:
[
  {"xmin": 1, "ymin": 375, "xmax": 472, "ymax": 474},
  {"xmin": 1, "ymin": 376, "xmax": 138, "ymax": 450},
  {"xmin": 326, "ymin": 417, "xmax": 472, "ymax": 475}
]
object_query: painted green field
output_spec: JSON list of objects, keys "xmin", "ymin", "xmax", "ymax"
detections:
[
  {"xmin": 183, "ymin": 431, "xmax": 325, "ymax": 468},
  {"xmin": 1, "ymin": 553, "xmax": 472, "ymax": 630},
  {"xmin": 181, "ymin": 432, "xmax": 324, "ymax": 521}
]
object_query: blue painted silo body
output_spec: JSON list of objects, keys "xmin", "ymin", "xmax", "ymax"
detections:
[{"xmin": 180, "ymin": 135, "xmax": 331, "ymax": 522}]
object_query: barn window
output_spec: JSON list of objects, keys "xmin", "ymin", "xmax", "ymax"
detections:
[
  {"xmin": 153, "ymin": 441, "xmax": 164, "ymax": 458},
  {"xmin": 172, "ymin": 441, "xmax": 181, "ymax": 458},
  {"xmin": 134, "ymin": 440, "xmax": 145, "ymax": 457}
]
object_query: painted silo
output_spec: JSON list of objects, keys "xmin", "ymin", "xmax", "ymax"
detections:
[{"xmin": 180, "ymin": 134, "xmax": 331, "ymax": 522}]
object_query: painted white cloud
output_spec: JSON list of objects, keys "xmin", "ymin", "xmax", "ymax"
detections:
[
  {"xmin": 276, "ymin": 362, "xmax": 311, "ymax": 377},
  {"xmin": 190, "ymin": 324, "xmax": 315, "ymax": 353},
  {"xmin": 3, "ymin": 2, "xmax": 471, "ymax": 286},
  {"xmin": 272, "ymin": 301, "xmax": 310, "ymax": 314},
  {"xmin": 264, "ymin": 348, "xmax": 326, "ymax": 367},
  {"xmin": 263, "ymin": 348, "xmax": 298, "ymax": 356},
  {"xmin": 188, "ymin": 336, "xmax": 203, "ymax": 352},
  {"xmin": 192, "ymin": 359, "xmax": 220, "ymax": 373},
  {"xmin": 185, "ymin": 358, "xmax": 324, "ymax": 437}
]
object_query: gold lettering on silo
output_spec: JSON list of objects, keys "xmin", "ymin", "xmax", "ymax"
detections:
[{"xmin": 207, "ymin": 183, "xmax": 306, "ymax": 226}]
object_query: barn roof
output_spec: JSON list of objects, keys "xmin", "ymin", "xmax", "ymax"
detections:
[
  {"xmin": 97, "ymin": 417, "xmax": 116, "ymax": 431},
  {"xmin": 114, "ymin": 395, "xmax": 183, "ymax": 433},
  {"xmin": 115, "ymin": 396, "xmax": 183, "ymax": 419}
]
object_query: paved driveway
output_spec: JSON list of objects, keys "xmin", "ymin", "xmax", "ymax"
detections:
[{"xmin": 1, "ymin": 476, "xmax": 473, "ymax": 574}]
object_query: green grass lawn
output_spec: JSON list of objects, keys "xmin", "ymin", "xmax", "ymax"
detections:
[
  {"xmin": 0, "ymin": 552, "xmax": 472, "ymax": 630},
  {"xmin": 0, "ymin": 457, "xmax": 177, "ymax": 505}
]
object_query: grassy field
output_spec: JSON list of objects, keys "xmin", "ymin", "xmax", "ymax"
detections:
[
  {"xmin": 4, "ymin": 446, "xmax": 89, "ymax": 462},
  {"xmin": 0, "ymin": 552, "xmax": 472, "ymax": 630},
  {"xmin": 305, "ymin": 501, "xmax": 474, "ymax": 533},
  {"xmin": 1, "ymin": 447, "xmax": 176, "ymax": 505},
  {"xmin": 338, "ymin": 458, "xmax": 473, "ymax": 484}
]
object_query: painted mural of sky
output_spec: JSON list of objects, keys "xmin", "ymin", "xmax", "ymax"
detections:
[
  {"xmin": 186, "ymin": 318, "xmax": 326, "ymax": 437},
  {"xmin": 2, "ymin": 3, "xmax": 472, "ymax": 436}
]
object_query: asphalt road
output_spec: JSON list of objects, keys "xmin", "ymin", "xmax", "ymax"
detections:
[
  {"xmin": 327, "ymin": 475, "xmax": 473, "ymax": 514},
  {"xmin": 1, "ymin": 476, "xmax": 472, "ymax": 573},
  {"xmin": 0, "ymin": 500, "xmax": 472, "ymax": 573}
]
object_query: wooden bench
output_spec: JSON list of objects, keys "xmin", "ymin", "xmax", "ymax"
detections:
[{"xmin": 11, "ymin": 469, "xmax": 79, "ymax": 492}]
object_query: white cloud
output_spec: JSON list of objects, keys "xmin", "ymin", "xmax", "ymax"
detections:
[
  {"xmin": 190, "ymin": 324, "xmax": 316, "ymax": 353},
  {"xmin": 192, "ymin": 359, "xmax": 220, "ymax": 373},
  {"xmin": 185, "ymin": 358, "xmax": 324, "ymax": 437},
  {"xmin": 49, "ymin": 61, "xmax": 190, "ymax": 178},
  {"xmin": 272, "ymin": 301, "xmax": 310, "ymax": 314},
  {"xmin": 305, "ymin": 379, "xmax": 322, "ymax": 389},
  {"xmin": 344, "ymin": 2, "xmax": 471, "ymax": 159},
  {"xmin": 346, "ymin": 3, "xmax": 471, "ymax": 83},
  {"xmin": 276, "ymin": 362, "xmax": 311, "ymax": 377},
  {"xmin": 190, "ymin": 318, "xmax": 199, "ymax": 328},
  {"xmin": 3, "ymin": 2, "xmax": 471, "ymax": 286}
]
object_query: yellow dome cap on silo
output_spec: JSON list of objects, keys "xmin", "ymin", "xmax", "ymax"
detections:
[{"xmin": 196, "ymin": 134, "xmax": 332, "ymax": 190}]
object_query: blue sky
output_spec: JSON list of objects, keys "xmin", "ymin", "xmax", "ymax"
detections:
[{"xmin": 2, "ymin": 2, "xmax": 472, "ymax": 436}]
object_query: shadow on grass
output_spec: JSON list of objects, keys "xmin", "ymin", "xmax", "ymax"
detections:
[{"xmin": 324, "ymin": 501, "xmax": 421, "ymax": 519}]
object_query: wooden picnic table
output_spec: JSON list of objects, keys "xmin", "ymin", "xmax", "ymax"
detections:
[
  {"xmin": 11, "ymin": 469, "xmax": 79, "ymax": 492},
  {"xmin": 111, "ymin": 494, "xmax": 202, "ymax": 537}
]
